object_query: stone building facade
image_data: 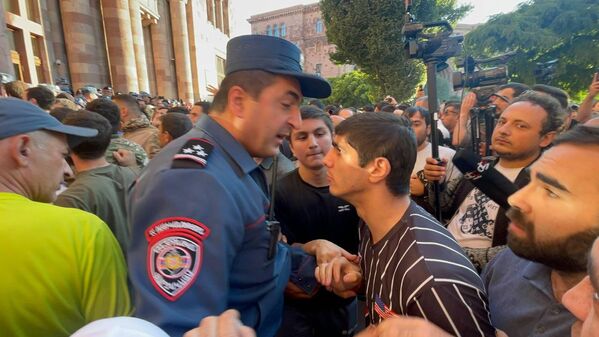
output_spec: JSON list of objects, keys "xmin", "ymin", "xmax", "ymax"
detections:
[
  {"xmin": 248, "ymin": 3, "xmax": 353, "ymax": 79},
  {"xmin": 1, "ymin": 0, "xmax": 238, "ymax": 101}
]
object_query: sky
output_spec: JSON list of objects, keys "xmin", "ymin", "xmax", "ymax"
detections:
[{"xmin": 235, "ymin": 0, "xmax": 527, "ymax": 34}]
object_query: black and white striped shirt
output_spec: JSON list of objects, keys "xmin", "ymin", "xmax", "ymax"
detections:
[{"xmin": 360, "ymin": 202, "xmax": 495, "ymax": 337}]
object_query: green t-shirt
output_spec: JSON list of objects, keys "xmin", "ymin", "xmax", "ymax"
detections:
[
  {"xmin": 54, "ymin": 164, "xmax": 137, "ymax": 255},
  {"xmin": 0, "ymin": 192, "xmax": 132, "ymax": 337}
]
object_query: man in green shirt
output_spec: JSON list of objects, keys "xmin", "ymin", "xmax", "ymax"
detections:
[
  {"xmin": 55, "ymin": 109, "xmax": 137, "ymax": 255},
  {"xmin": 0, "ymin": 98, "xmax": 131, "ymax": 337}
]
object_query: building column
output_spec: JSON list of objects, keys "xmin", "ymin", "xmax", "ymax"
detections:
[
  {"xmin": 101, "ymin": 0, "xmax": 139, "ymax": 93},
  {"xmin": 129, "ymin": 0, "xmax": 150, "ymax": 93},
  {"xmin": 170, "ymin": 0, "xmax": 194, "ymax": 103},
  {"xmin": 59, "ymin": 1, "xmax": 100, "ymax": 90}
]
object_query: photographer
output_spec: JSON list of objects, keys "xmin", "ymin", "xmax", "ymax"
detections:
[
  {"xmin": 425, "ymin": 91, "xmax": 565, "ymax": 270},
  {"xmin": 453, "ymin": 83, "xmax": 530, "ymax": 149}
]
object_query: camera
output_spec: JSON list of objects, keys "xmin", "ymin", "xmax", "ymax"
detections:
[
  {"xmin": 534, "ymin": 59, "xmax": 558, "ymax": 83},
  {"xmin": 452, "ymin": 53, "xmax": 514, "ymax": 91},
  {"xmin": 402, "ymin": 21, "xmax": 463, "ymax": 62}
]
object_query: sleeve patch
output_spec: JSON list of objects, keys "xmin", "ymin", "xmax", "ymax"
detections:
[
  {"xmin": 145, "ymin": 217, "xmax": 211, "ymax": 301},
  {"xmin": 172, "ymin": 138, "xmax": 214, "ymax": 168}
]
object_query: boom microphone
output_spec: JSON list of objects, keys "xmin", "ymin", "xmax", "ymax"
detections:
[{"xmin": 452, "ymin": 149, "xmax": 519, "ymax": 209}]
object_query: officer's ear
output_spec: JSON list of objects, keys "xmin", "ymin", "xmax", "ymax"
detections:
[
  {"xmin": 227, "ymin": 85, "xmax": 249, "ymax": 119},
  {"xmin": 11, "ymin": 133, "xmax": 35, "ymax": 167}
]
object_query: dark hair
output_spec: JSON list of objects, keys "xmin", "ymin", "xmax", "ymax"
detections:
[
  {"xmin": 553, "ymin": 125, "xmax": 599, "ymax": 148},
  {"xmin": 62, "ymin": 110, "xmax": 112, "ymax": 159},
  {"xmin": 308, "ymin": 99, "xmax": 325, "ymax": 109},
  {"xmin": 26, "ymin": 86, "xmax": 55, "ymax": 110},
  {"xmin": 194, "ymin": 101, "xmax": 211, "ymax": 113},
  {"xmin": 375, "ymin": 101, "xmax": 389, "ymax": 111},
  {"xmin": 3, "ymin": 80, "xmax": 28, "ymax": 99},
  {"xmin": 335, "ymin": 112, "xmax": 416, "ymax": 196},
  {"xmin": 112, "ymin": 94, "xmax": 142, "ymax": 116},
  {"xmin": 324, "ymin": 104, "xmax": 339, "ymax": 115},
  {"xmin": 86, "ymin": 98, "xmax": 121, "ymax": 134},
  {"xmin": 362, "ymin": 104, "xmax": 374, "ymax": 112},
  {"xmin": 289, "ymin": 105, "xmax": 333, "ymax": 145},
  {"xmin": 405, "ymin": 106, "xmax": 431, "ymax": 126},
  {"xmin": 161, "ymin": 113, "xmax": 193, "ymax": 140},
  {"xmin": 510, "ymin": 91, "xmax": 566, "ymax": 135},
  {"xmin": 49, "ymin": 107, "xmax": 76, "ymax": 122},
  {"xmin": 532, "ymin": 84, "xmax": 569, "ymax": 109},
  {"xmin": 499, "ymin": 82, "xmax": 530, "ymax": 98},
  {"xmin": 443, "ymin": 101, "xmax": 461, "ymax": 112},
  {"xmin": 167, "ymin": 106, "xmax": 190, "ymax": 114},
  {"xmin": 381, "ymin": 104, "xmax": 396, "ymax": 113},
  {"xmin": 211, "ymin": 70, "xmax": 276, "ymax": 113}
]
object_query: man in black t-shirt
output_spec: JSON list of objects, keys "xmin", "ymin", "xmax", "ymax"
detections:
[{"xmin": 275, "ymin": 106, "xmax": 360, "ymax": 337}]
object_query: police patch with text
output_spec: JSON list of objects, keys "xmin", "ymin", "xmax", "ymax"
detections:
[
  {"xmin": 172, "ymin": 138, "xmax": 214, "ymax": 168},
  {"xmin": 145, "ymin": 217, "xmax": 211, "ymax": 301}
]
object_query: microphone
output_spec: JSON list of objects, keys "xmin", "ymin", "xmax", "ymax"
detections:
[{"xmin": 452, "ymin": 149, "xmax": 519, "ymax": 209}]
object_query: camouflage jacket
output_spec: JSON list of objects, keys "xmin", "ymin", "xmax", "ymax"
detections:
[
  {"xmin": 122, "ymin": 116, "xmax": 161, "ymax": 159},
  {"xmin": 106, "ymin": 135, "xmax": 149, "ymax": 169}
]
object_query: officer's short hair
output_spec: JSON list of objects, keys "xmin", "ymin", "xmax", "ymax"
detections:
[
  {"xmin": 335, "ymin": 112, "xmax": 415, "ymax": 196},
  {"xmin": 211, "ymin": 70, "xmax": 277, "ymax": 113},
  {"xmin": 161, "ymin": 113, "xmax": 193, "ymax": 140},
  {"xmin": 289, "ymin": 106, "xmax": 333, "ymax": 145},
  {"xmin": 62, "ymin": 110, "xmax": 113, "ymax": 160},
  {"xmin": 26, "ymin": 86, "xmax": 55, "ymax": 110},
  {"xmin": 86, "ymin": 98, "xmax": 121, "ymax": 134}
]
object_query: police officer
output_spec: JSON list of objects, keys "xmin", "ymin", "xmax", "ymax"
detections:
[{"xmin": 127, "ymin": 35, "xmax": 332, "ymax": 337}]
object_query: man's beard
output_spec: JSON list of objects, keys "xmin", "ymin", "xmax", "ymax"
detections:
[{"xmin": 506, "ymin": 207, "xmax": 599, "ymax": 273}]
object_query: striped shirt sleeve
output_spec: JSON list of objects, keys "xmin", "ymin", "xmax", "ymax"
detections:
[{"xmin": 406, "ymin": 283, "xmax": 495, "ymax": 337}]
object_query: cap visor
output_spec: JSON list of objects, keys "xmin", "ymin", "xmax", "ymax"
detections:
[
  {"xmin": 275, "ymin": 71, "xmax": 332, "ymax": 98},
  {"xmin": 44, "ymin": 124, "xmax": 98, "ymax": 137}
]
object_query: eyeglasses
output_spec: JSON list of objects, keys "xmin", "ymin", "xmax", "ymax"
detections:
[{"xmin": 490, "ymin": 93, "xmax": 510, "ymax": 104}]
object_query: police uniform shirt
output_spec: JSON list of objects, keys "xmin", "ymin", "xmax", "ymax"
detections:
[
  {"xmin": 128, "ymin": 114, "xmax": 306, "ymax": 337},
  {"xmin": 360, "ymin": 201, "xmax": 495, "ymax": 337},
  {"xmin": 275, "ymin": 169, "xmax": 359, "ymax": 253}
]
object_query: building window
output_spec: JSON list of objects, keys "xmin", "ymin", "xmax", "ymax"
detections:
[
  {"xmin": 206, "ymin": 0, "xmax": 214, "ymax": 25},
  {"xmin": 24, "ymin": 0, "xmax": 40, "ymax": 23},
  {"xmin": 273, "ymin": 24, "xmax": 279, "ymax": 37},
  {"xmin": 31, "ymin": 34, "xmax": 44, "ymax": 83},
  {"xmin": 280, "ymin": 23, "xmax": 286, "ymax": 37},
  {"xmin": 315, "ymin": 64, "xmax": 322, "ymax": 77},
  {"xmin": 7, "ymin": 28, "xmax": 24, "ymax": 81},
  {"xmin": 316, "ymin": 19, "xmax": 323, "ymax": 33},
  {"xmin": 266, "ymin": 25, "xmax": 271, "ymax": 36},
  {"xmin": 216, "ymin": 56, "xmax": 226, "ymax": 85},
  {"xmin": 3, "ymin": 0, "xmax": 19, "ymax": 14}
]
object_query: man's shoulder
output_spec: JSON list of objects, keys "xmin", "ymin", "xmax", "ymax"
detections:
[
  {"xmin": 110, "ymin": 137, "xmax": 147, "ymax": 151},
  {"xmin": 483, "ymin": 248, "xmax": 529, "ymax": 276}
]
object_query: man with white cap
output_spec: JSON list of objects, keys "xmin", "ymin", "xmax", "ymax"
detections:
[{"xmin": 0, "ymin": 98, "xmax": 132, "ymax": 337}]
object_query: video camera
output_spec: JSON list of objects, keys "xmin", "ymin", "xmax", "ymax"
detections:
[
  {"xmin": 452, "ymin": 52, "xmax": 515, "ymax": 92},
  {"xmin": 534, "ymin": 59, "xmax": 558, "ymax": 83},
  {"xmin": 402, "ymin": 21, "xmax": 463, "ymax": 62}
]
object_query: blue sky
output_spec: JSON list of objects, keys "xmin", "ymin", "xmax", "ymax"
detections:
[{"xmin": 236, "ymin": 0, "xmax": 527, "ymax": 33}]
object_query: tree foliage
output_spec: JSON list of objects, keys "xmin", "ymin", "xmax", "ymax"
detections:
[
  {"xmin": 320, "ymin": 0, "xmax": 471, "ymax": 102},
  {"xmin": 464, "ymin": 0, "xmax": 599, "ymax": 100},
  {"xmin": 324, "ymin": 70, "xmax": 379, "ymax": 107}
]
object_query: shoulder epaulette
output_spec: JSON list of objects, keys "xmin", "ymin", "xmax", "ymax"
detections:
[{"xmin": 172, "ymin": 138, "xmax": 214, "ymax": 169}]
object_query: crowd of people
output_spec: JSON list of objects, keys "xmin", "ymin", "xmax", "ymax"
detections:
[{"xmin": 1, "ymin": 33, "xmax": 599, "ymax": 337}]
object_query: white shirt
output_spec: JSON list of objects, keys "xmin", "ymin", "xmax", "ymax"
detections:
[
  {"xmin": 447, "ymin": 162, "xmax": 522, "ymax": 248},
  {"xmin": 412, "ymin": 143, "xmax": 460, "ymax": 183}
]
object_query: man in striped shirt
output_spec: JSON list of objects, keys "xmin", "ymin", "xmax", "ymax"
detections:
[{"xmin": 316, "ymin": 112, "xmax": 495, "ymax": 336}]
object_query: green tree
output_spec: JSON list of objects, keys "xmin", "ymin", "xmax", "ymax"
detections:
[
  {"xmin": 324, "ymin": 70, "xmax": 379, "ymax": 107},
  {"xmin": 464, "ymin": 0, "xmax": 599, "ymax": 100},
  {"xmin": 320, "ymin": 0, "xmax": 471, "ymax": 102}
]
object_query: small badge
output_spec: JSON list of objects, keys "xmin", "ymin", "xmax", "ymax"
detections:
[
  {"xmin": 374, "ymin": 295, "xmax": 399, "ymax": 319},
  {"xmin": 173, "ymin": 138, "xmax": 214, "ymax": 167},
  {"xmin": 146, "ymin": 217, "xmax": 210, "ymax": 301}
]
